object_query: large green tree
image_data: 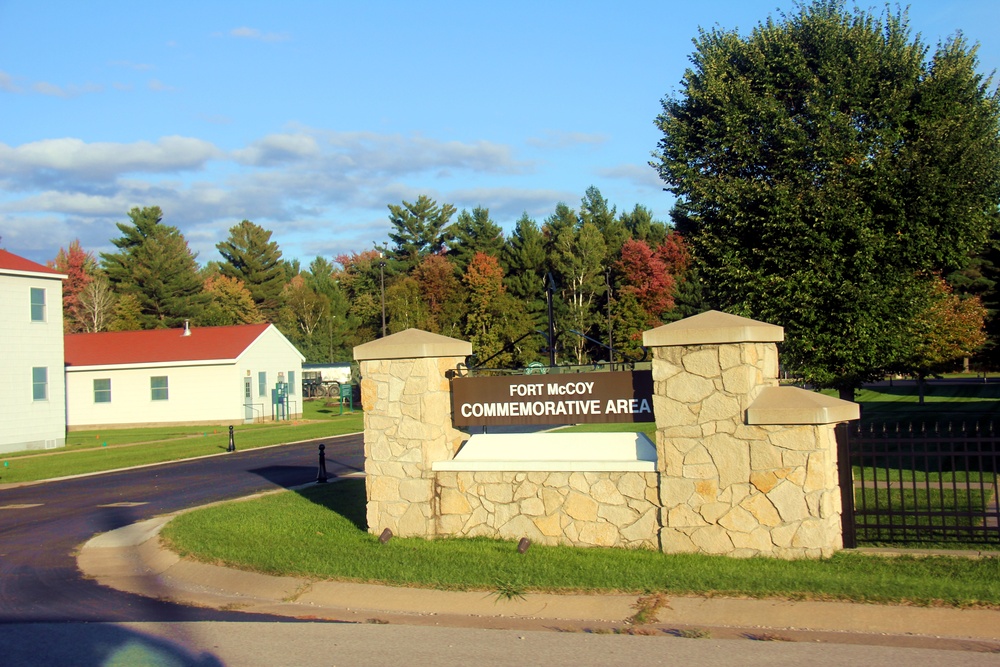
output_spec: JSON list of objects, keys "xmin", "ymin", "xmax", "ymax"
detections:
[
  {"xmin": 653, "ymin": 0, "xmax": 1000, "ymax": 397},
  {"xmin": 216, "ymin": 220, "xmax": 286, "ymax": 320},
  {"xmin": 101, "ymin": 206, "xmax": 208, "ymax": 329}
]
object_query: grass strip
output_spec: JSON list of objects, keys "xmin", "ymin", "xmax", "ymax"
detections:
[
  {"xmin": 161, "ymin": 479, "xmax": 1000, "ymax": 608},
  {"xmin": 0, "ymin": 408, "xmax": 363, "ymax": 485}
]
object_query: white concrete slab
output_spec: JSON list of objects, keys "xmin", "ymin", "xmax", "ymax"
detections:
[{"xmin": 431, "ymin": 432, "xmax": 656, "ymax": 472}]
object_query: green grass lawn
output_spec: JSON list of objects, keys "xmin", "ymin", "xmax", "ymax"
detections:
[
  {"xmin": 8, "ymin": 381, "xmax": 999, "ymax": 604},
  {"xmin": 161, "ymin": 478, "xmax": 1000, "ymax": 608},
  {"xmin": 0, "ymin": 400, "xmax": 363, "ymax": 485},
  {"xmin": 826, "ymin": 381, "xmax": 1000, "ymax": 424}
]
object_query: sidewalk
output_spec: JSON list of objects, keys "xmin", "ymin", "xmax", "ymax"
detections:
[{"xmin": 78, "ymin": 513, "xmax": 1000, "ymax": 650}]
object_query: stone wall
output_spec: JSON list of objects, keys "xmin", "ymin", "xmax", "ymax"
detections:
[
  {"xmin": 644, "ymin": 313, "xmax": 852, "ymax": 558},
  {"xmin": 356, "ymin": 313, "xmax": 858, "ymax": 559},
  {"xmin": 435, "ymin": 470, "xmax": 661, "ymax": 549},
  {"xmin": 355, "ymin": 330, "xmax": 471, "ymax": 538}
]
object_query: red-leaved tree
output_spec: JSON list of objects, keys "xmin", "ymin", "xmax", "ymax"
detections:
[{"xmin": 49, "ymin": 239, "xmax": 96, "ymax": 332}]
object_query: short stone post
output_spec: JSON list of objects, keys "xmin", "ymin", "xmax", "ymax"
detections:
[
  {"xmin": 643, "ymin": 311, "xmax": 858, "ymax": 558},
  {"xmin": 354, "ymin": 329, "xmax": 472, "ymax": 538}
]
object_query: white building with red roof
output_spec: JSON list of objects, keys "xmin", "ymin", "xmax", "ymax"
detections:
[
  {"xmin": 64, "ymin": 322, "xmax": 305, "ymax": 429},
  {"xmin": 0, "ymin": 249, "xmax": 67, "ymax": 454}
]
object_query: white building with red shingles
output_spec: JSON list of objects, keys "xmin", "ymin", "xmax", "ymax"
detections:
[
  {"xmin": 0, "ymin": 249, "xmax": 67, "ymax": 454},
  {"xmin": 64, "ymin": 322, "xmax": 305, "ymax": 429}
]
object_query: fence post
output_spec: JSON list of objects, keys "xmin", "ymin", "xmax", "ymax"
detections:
[{"xmin": 836, "ymin": 423, "xmax": 857, "ymax": 549}]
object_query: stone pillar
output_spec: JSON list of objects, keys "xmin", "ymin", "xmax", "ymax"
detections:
[
  {"xmin": 643, "ymin": 311, "xmax": 858, "ymax": 558},
  {"xmin": 354, "ymin": 329, "xmax": 472, "ymax": 538}
]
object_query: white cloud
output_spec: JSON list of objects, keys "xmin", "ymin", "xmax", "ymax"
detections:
[
  {"xmin": 526, "ymin": 131, "xmax": 608, "ymax": 150},
  {"xmin": 30, "ymin": 80, "xmax": 103, "ymax": 98},
  {"xmin": 109, "ymin": 60, "xmax": 153, "ymax": 71},
  {"xmin": 199, "ymin": 113, "xmax": 233, "ymax": 125},
  {"xmin": 596, "ymin": 162, "xmax": 664, "ymax": 190},
  {"xmin": 0, "ymin": 136, "xmax": 222, "ymax": 181},
  {"xmin": 0, "ymin": 70, "xmax": 21, "ymax": 93},
  {"xmin": 230, "ymin": 26, "xmax": 290, "ymax": 43},
  {"xmin": 13, "ymin": 190, "xmax": 134, "ymax": 216},
  {"xmin": 0, "ymin": 128, "xmax": 575, "ymax": 265},
  {"xmin": 147, "ymin": 79, "xmax": 177, "ymax": 92},
  {"xmin": 232, "ymin": 133, "xmax": 322, "ymax": 166},
  {"xmin": 315, "ymin": 130, "xmax": 533, "ymax": 177}
]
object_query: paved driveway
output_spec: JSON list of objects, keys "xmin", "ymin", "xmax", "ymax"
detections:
[{"xmin": 0, "ymin": 434, "xmax": 364, "ymax": 622}]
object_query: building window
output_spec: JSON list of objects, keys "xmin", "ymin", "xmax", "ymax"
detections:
[
  {"xmin": 151, "ymin": 376, "xmax": 169, "ymax": 401},
  {"xmin": 288, "ymin": 371, "xmax": 296, "ymax": 395},
  {"xmin": 258, "ymin": 371, "xmax": 267, "ymax": 397},
  {"xmin": 32, "ymin": 367, "xmax": 48, "ymax": 401},
  {"xmin": 94, "ymin": 378, "xmax": 111, "ymax": 403},
  {"xmin": 30, "ymin": 287, "xmax": 45, "ymax": 322}
]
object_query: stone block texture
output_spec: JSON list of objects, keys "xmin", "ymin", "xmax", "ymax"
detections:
[
  {"xmin": 435, "ymin": 471, "xmax": 661, "ymax": 549},
  {"xmin": 652, "ymin": 342, "xmax": 842, "ymax": 558},
  {"xmin": 359, "ymin": 356, "xmax": 467, "ymax": 537}
]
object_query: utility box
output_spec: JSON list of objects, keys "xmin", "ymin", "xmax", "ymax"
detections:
[
  {"xmin": 338, "ymin": 383, "xmax": 353, "ymax": 414},
  {"xmin": 272, "ymin": 381, "xmax": 289, "ymax": 421}
]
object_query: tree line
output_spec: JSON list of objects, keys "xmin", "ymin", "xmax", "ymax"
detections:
[{"xmin": 48, "ymin": 187, "xmax": 695, "ymax": 370}]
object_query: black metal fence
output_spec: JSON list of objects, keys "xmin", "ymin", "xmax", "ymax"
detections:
[{"xmin": 836, "ymin": 421, "xmax": 1000, "ymax": 548}]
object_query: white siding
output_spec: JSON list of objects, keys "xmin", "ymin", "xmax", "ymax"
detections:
[
  {"xmin": 66, "ymin": 324, "xmax": 303, "ymax": 429},
  {"xmin": 237, "ymin": 325, "xmax": 305, "ymax": 422},
  {"xmin": 0, "ymin": 272, "xmax": 66, "ymax": 453}
]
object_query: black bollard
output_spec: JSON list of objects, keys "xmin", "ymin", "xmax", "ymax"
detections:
[
  {"xmin": 316, "ymin": 443, "xmax": 328, "ymax": 483},
  {"xmin": 227, "ymin": 425, "xmax": 236, "ymax": 452}
]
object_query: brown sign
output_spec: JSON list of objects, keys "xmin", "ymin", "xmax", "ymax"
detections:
[{"xmin": 451, "ymin": 370, "xmax": 654, "ymax": 427}]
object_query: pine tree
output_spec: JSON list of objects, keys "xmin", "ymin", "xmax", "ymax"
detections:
[
  {"xmin": 386, "ymin": 195, "xmax": 456, "ymax": 272},
  {"xmin": 502, "ymin": 213, "xmax": 547, "ymax": 320},
  {"xmin": 217, "ymin": 220, "xmax": 286, "ymax": 320},
  {"xmin": 448, "ymin": 206, "xmax": 504, "ymax": 273},
  {"xmin": 580, "ymin": 186, "xmax": 627, "ymax": 258},
  {"xmin": 101, "ymin": 207, "xmax": 207, "ymax": 329}
]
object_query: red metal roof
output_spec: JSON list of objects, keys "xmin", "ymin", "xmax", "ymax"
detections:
[
  {"xmin": 0, "ymin": 248, "xmax": 64, "ymax": 277},
  {"xmin": 65, "ymin": 323, "xmax": 273, "ymax": 367}
]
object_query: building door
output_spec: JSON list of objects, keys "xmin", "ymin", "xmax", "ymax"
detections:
[{"xmin": 243, "ymin": 376, "xmax": 254, "ymax": 423}]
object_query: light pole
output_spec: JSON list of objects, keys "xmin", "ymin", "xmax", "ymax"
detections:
[
  {"xmin": 606, "ymin": 267, "xmax": 614, "ymax": 368},
  {"xmin": 378, "ymin": 252, "xmax": 387, "ymax": 337}
]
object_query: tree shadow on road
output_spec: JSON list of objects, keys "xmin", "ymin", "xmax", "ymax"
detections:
[{"xmin": 0, "ymin": 622, "xmax": 224, "ymax": 667}]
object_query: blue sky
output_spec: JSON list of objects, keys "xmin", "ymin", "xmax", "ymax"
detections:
[{"xmin": 2, "ymin": 1, "xmax": 999, "ymax": 268}]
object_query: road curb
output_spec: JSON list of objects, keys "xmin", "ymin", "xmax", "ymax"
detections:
[{"xmin": 77, "ymin": 512, "xmax": 1000, "ymax": 646}]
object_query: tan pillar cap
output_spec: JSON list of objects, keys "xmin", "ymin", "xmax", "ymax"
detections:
[
  {"xmin": 354, "ymin": 328, "xmax": 473, "ymax": 361},
  {"xmin": 746, "ymin": 386, "xmax": 859, "ymax": 425},
  {"xmin": 644, "ymin": 310, "xmax": 784, "ymax": 347}
]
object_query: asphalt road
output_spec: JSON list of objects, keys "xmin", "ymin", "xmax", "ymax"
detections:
[{"xmin": 0, "ymin": 433, "xmax": 364, "ymax": 623}]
